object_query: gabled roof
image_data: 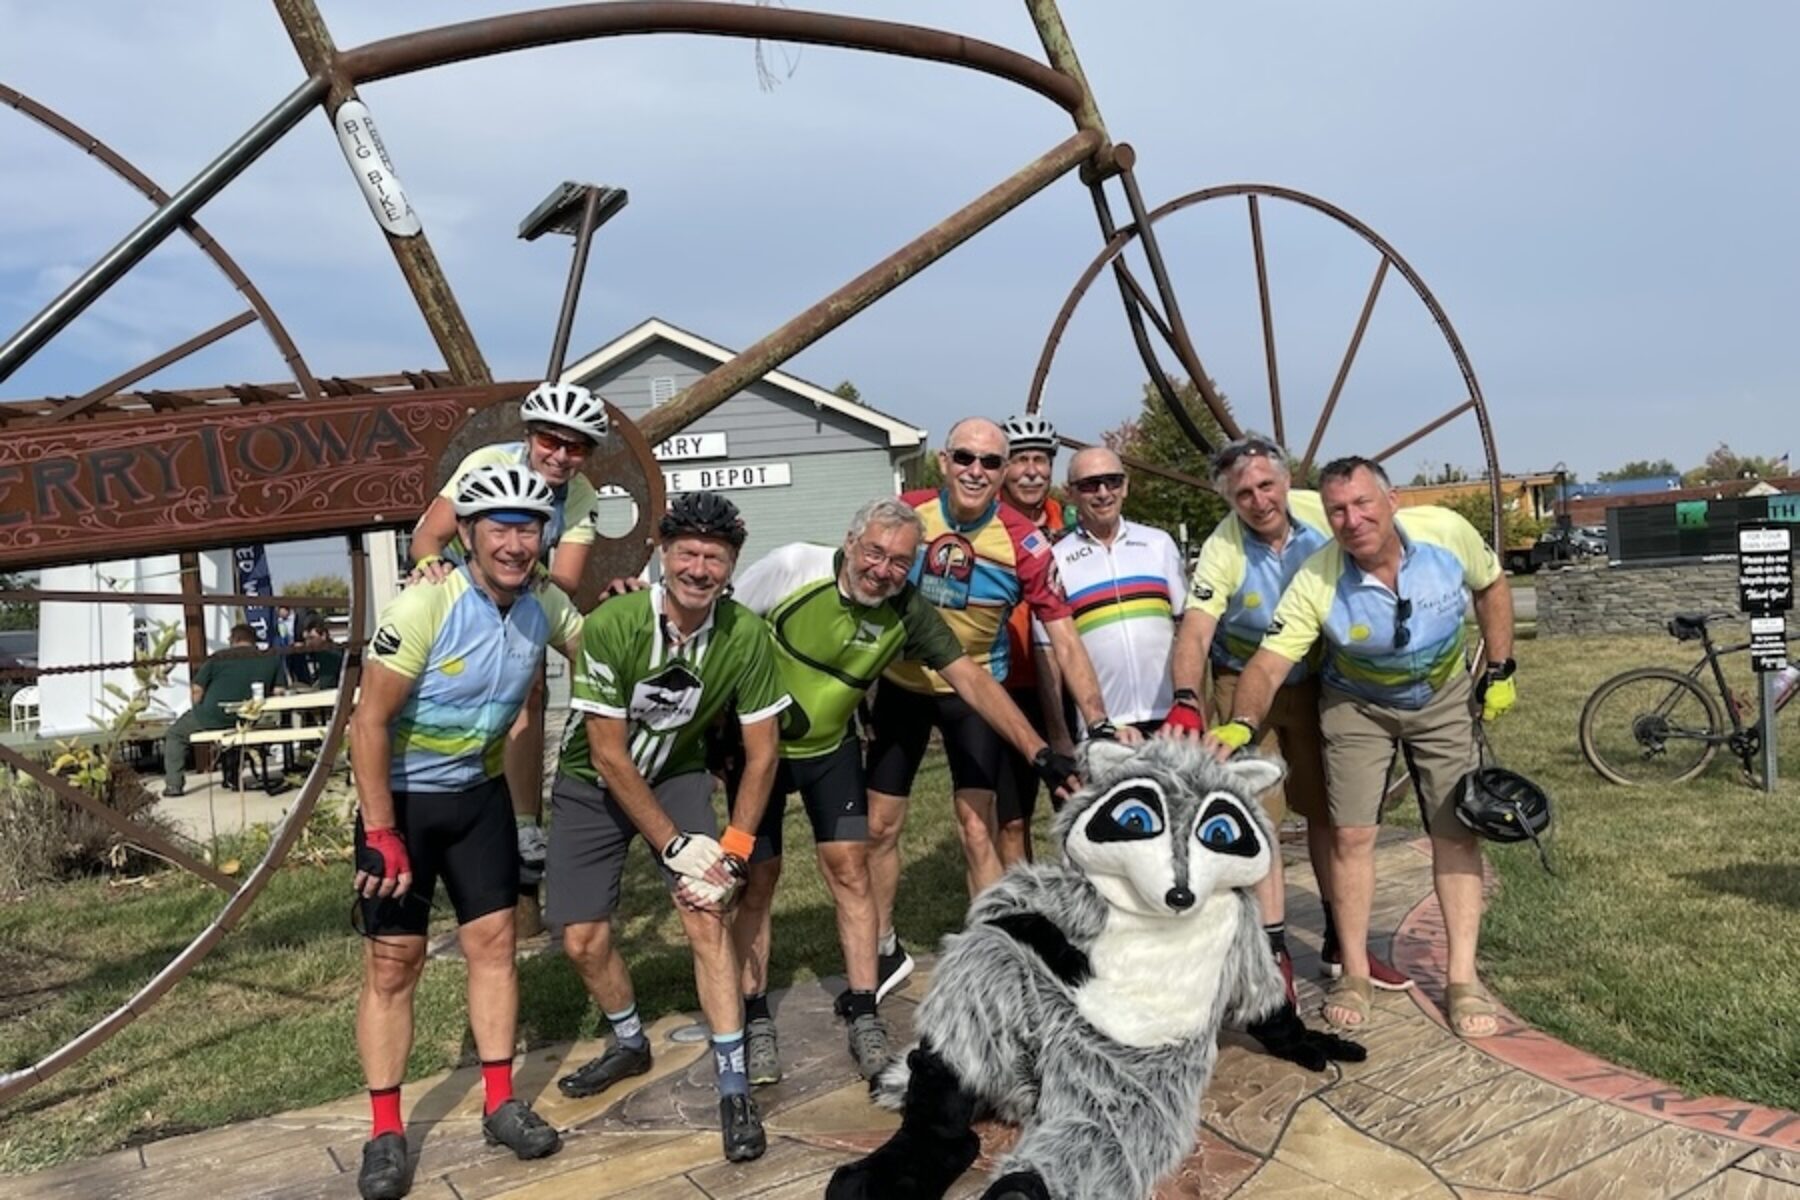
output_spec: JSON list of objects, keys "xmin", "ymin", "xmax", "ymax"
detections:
[{"xmin": 561, "ymin": 317, "xmax": 926, "ymax": 449}]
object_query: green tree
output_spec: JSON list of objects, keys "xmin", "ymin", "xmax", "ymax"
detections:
[
  {"xmin": 0, "ymin": 573, "xmax": 35, "ymax": 631},
  {"xmin": 1596, "ymin": 458, "xmax": 1678, "ymax": 482},
  {"xmin": 1682, "ymin": 443, "xmax": 1781, "ymax": 487},
  {"xmin": 284, "ymin": 574, "xmax": 349, "ymax": 601},
  {"xmin": 832, "ymin": 380, "xmax": 862, "ymax": 405},
  {"xmin": 1105, "ymin": 379, "xmax": 1231, "ymax": 546},
  {"xmin": 1440, "ymin": 489, "xmax": 1546, "ymax": 550}
]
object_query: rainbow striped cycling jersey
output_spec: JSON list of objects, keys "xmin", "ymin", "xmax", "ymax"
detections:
[
  {"xmin": 1188, "ymin": 490, "xmax": 1331, "ymax": 683},
  {"xmin": 883, "ymin": 489, "xmax": 1070, "ymax": 695},
  {"xmin": 1261, "ymin": 505, "xmax": 1501, "ymax": 710},
  {"xmin": 368, "ymin": 567, "xmax": 581, "ymax": 791},
  {"xmin": 1032, "ymin": 518, "xmax": 1187, "ymax": 725}
]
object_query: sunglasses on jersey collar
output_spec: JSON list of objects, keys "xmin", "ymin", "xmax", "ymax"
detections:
[
  {"xmin": 1393, "ymin": 597, "xmax": 1413, "ymax": 649},
  {"xmin": 948, "ymin": 447, "xmax": 1006, "ymax": 472}
]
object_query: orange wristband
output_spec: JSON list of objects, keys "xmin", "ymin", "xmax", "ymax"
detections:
[{"xmin": 720, "ymin": 827, "xmax": 755, "ymax": 860}]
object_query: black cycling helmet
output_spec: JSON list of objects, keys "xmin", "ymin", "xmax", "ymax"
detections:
[
  {"xmin": 659, "ymin": 491, "xmax": 747, "ymax": 548},
  {"xmin": 1453, "ymin": 763, "xmax": 1555, "ymax": 873}
]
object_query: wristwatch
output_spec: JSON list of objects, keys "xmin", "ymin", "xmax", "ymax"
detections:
[
  {"xmin": 1484, "ymin": 658, "xmax": 1516, "ymax": 681},
  {"xmin": 1172, "ymin": 686, "xmax": 1202, "ymax": 711}
]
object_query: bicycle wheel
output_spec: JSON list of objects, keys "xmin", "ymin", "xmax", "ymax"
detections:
[{"xmin": 1580, "ymin": 667, "xmax": 1724, "ymax": 786}]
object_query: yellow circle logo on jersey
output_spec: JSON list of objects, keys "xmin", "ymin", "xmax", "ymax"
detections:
[
  {"xmin": 1349, "ymin": 623, "xmax": 1371, "ymax": 642},
  {"xmin": 1243, "ymin": 592, "xmax": 1262, "ymax": 609},
  {"xmin": 439, "ymin": 657, "xmax": 466, "ymax": 676}
]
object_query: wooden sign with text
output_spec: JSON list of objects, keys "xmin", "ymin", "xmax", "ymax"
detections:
[{"xmin": 0, "ymin": 384, "xmax": 523, "ymax": 572}]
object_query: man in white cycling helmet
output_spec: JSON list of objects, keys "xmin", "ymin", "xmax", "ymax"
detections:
[
  {"xmin": 993, "ymin": 413, "xmax": 1076, "ymax": 867},
  {"xmin": 350, "ymin": 463, "xmax": 584, "ymax": 1200},
  {"xmin": 410, "ymin": 382, "xmax": 613, "ymax": 930}
]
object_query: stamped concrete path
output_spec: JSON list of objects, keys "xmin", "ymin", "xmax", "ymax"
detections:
[{"xmin": 5, "ymin": 833, "xmax": 1798, "ymax": 1200}]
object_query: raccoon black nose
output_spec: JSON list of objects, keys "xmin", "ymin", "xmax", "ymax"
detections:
[{"xmin": 1165, "ymin": 886, "xmax": 1195, "ymax": 911}]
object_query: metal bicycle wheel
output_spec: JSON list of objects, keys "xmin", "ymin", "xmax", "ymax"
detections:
[{"xmin": 1579, "ymin": 667, "xmax": 1724, "ymax": 786}]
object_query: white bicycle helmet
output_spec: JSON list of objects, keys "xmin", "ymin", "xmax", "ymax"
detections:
[
  {"xmin": 520, "ymin": 381, "xmax": 610, "ymax": 444},
  {"xmin": 1003, "ymin": 413, "xmax": 1057, "ymax": 456},
  {"xmin": 452, "ymin": 464, "xmax": 557, "ymax": 523}
]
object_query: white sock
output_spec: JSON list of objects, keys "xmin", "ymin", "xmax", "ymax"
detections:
[{"xmin": 879, "ymin": 930, "xmax": 898, "ymax": 956}]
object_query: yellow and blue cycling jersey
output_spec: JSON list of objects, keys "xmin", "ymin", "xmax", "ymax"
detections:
[
  {"xmin": 368, "ymin": 567, "xmax": 582, "ymax": 791},
  {"xmin": 1261, "ymin": 505, "xmax": 1501, "ymax": 710},
  {"xmin": 1188, "ymin": 490, "xmax": 1330, "ymax": 682},
  {"xmin": 883, "ymin": 489, "xmax": 1069, "ymax": 695}
]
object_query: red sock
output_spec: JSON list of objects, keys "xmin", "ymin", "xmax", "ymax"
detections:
[
  {"xmin": 369, "ymin": 1086, "xmax": 403, "ymax": 1138},
  {"xmin": 480, "ymin": 1059, "xmax": 514, "ymax": 1115}
]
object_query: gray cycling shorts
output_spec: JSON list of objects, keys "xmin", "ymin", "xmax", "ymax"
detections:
[{"xmin": 544, "ymin": 771, "xmax": 719, "ymax": 925}]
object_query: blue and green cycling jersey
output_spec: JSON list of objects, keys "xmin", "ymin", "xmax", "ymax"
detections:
[
  {"xmin": 367, "ymin": 567, "xmax": 581, "ymax": 792},
  {"xmin": 1187, "ymin": 490, "xmax": 1330, "ymax": 682},
  {"xmin": 1261, "ymin": 506, "xmax": 1501, "ymax": 710}
]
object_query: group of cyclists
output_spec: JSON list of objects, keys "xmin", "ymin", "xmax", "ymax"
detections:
[{"xmin": 343, "ymin": 381, "xmax": 1517, "ymax": 1200}]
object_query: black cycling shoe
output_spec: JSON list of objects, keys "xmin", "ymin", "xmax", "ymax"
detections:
[
  {"xmin": 481, "ymin": 1099, "xmax": 562, "ymax": 1160},
  {"xmin": 357, "ymin": 1131, "xmax": 408, "ymax": 1200},
  {"xmin": 556, "ymin": 1041, "xmax": 653, "ymax": 1098},
  {"xmin": 719, "ymin": 1093, "xmax": 768, "ymax": 1163}
]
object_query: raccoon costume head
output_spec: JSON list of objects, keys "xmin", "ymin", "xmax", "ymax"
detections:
[{"xmin": 1054, "ymin": 738, "xmax": 1282, "ymax": 919}]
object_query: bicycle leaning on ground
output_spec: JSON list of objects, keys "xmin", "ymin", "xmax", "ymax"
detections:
[{"xmin": 1579, "ymin": 610, "xmax": 1798, "ymax": 786}]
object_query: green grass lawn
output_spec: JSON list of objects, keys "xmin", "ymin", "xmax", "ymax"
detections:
[{"xmin": 4, "ymin": 635, "xmax": 1800, "ymax": 1172}]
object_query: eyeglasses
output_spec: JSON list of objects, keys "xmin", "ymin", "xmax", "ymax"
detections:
[
  {"xmin": 852, "ymin": 540, "xmax": 915, "ymax": 574},
  {"xmin": 1211, "ymin": 438, "xmax": 1283, "ymax": 475},
  {"xmin": 530, "ymin": 427, "xmax": 594, "ymax": 458},
  {"xmin": 1393, "ymin": 597, "xmax": 1413, "ymax": 649},
  {"xmin": 948, "ymin": 447, "xmax": 1006, "ymax": 472},
  {"xmin": 1070, "ymin": 473, "xmax": 1127, "ymax": 495}
]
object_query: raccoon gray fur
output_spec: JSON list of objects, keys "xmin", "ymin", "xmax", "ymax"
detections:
[{"xmin": 831, "ymin": 737, "xmax": 1288, "ymax": 1200}]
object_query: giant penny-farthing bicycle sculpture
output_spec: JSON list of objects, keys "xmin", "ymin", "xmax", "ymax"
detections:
[{"xmin": 0, "ymin": 1, "xmax": 1502, "ymax": 1104}]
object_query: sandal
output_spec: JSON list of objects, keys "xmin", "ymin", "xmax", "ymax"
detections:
[
  {"xmin": 1445, "ymin": 983, "xmax": 1500, "ymax": 1040},
  {"xmin": 1322, "ymin": 975, "xmax": 1372, "ymax": 1030}
]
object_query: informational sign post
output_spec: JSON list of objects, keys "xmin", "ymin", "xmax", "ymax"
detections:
[{"xmin": 1738, "ymin": 524, "xmax": 1793, "ymax": 792}]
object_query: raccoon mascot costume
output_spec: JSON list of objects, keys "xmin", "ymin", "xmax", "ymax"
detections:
[{"xmin": 828, "ymin": 738, "xmax": 1363, "ymax": 1200}]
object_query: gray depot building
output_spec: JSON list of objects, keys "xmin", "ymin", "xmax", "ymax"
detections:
[{"xmin": 566, "ymin": 318, "xmax": 928, "ymax": 565}]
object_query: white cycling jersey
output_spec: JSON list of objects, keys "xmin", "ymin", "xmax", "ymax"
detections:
[{"xmin": 1033, "ymin": 518, "xmax": 1187, "ymax": 726}]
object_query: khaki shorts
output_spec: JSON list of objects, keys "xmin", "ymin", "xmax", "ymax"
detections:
[
  {"xmin": 1318, "ymin": 671, "xmax": 1477, "ymax": 838},
  {"xmin": 1211, "ymin": 671, "xmax": 1328, "ymax": 824}
]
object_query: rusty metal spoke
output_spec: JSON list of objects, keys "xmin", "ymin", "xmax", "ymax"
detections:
[
  {"xmin": 30, "ymin": 312, "xmax": 259, "ymax": 426},
  {"xmin": 1301, "ymin": 256, "xmax": 1389, "ymax": 475},
  {"xmin": 1370, "ymin": 399, "xmax": 1479, "ymax": 465},
  {"xmin": 1248, "ymin": 195, "xmax": 1284, "ymax": 447}
]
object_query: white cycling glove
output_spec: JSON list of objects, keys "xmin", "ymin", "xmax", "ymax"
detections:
[{"xmin": 661, "ymin": 832, "xmax": 724, "ymax": 880}]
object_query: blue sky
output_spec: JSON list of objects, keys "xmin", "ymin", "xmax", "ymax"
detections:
[{"xmin": 4, "ymin": 0, "xmax": 1796, "ymax": 509}]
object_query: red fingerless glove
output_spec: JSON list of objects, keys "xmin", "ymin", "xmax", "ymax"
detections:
[
  {"xmin": 360, "ymin": 826, "xmax": 412, "ymax": 881},
  {"xmin": 1161, "ymin": 703, "xmax": 1205, "ymax": 735}
]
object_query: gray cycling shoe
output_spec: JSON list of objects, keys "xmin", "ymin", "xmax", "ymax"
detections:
[
  {"xmin": 847, "ymin": 1012, "xmax": 891, "ymax": 1079},
  {"xmin": 557, "ymin": 1041, "xmax": 653, "ymax": 1098},
  {"xmin": 481, "ymin": 1098, "xmax": 561, "ymax": 1160},
  {"xmin": 745, "ymin": 1016, "xmax": 781, "ymax": 1086}
]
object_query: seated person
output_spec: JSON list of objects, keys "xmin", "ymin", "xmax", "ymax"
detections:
[
  {"xmin": 161, "ymin": 623, "xmax": 285, "ymax": 797},
  {"xmin": 287, "ymin": 616, "xmax": 344, "ymax": 690}
]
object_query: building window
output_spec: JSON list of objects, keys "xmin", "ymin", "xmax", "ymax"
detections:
[{"xmin": 650, "ymin": 376, "xmax": 677, "ymax": 405}]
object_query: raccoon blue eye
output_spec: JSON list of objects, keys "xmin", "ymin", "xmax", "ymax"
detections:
[
  {"xmin": 1111, "ymin": 801, "xmax": 1163, "ymax": 836},
  {"xmin": 1085, "ymin": 782, "xmax": 1168, "ymax": 844},
  {"xmin": 1198, "ymin": 814, "xmax": 1242, "ymax": 847}
]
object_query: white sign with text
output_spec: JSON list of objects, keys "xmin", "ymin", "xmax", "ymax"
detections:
[
  {"xmin": 334, "ymin": 100, "xmax": 421, "ymax": 237},
  {"xmin": 653, "ymin": 432, "xmax": 728, "ymax": 461}
]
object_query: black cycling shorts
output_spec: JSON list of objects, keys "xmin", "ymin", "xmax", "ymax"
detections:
[
  {"xmin": 745, "ymin": 737, "xmax": 868, "ymax": 861},
  {"xmin": 993, "ymin": 686, "xmax": 1079, "ymax": 826},
  {"xmin": 865, "ymin": 682, "xmax": 1004, "ymax": 797},
  {"xmin": 354, "ymin": 776, "xmax": 517, "ymax": 937}
]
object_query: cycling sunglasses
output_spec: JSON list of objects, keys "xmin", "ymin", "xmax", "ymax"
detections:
[
  {"xmin": 948, "ymin": 447, "xmax": 1006, "ymax": 471},
  {"xmin": 1393, "ymin": 597, "xmax": 1413, "ymax": 649},
  {"xmin": 1070, "ymin": 472, "xmax": 1127, "ymax": 494},
  {"xmin": 1211, "ymin": 438, "xmax": 1284, "ymax": 474}
]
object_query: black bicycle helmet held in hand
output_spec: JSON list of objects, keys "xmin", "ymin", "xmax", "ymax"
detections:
[
  {"xmin": 1453, "ymin": 758, "xmax": 1555, "ymax": 873},
  {"xmin": 659, "ymin": 491, "xmax": 747, "ymax": 548}
]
